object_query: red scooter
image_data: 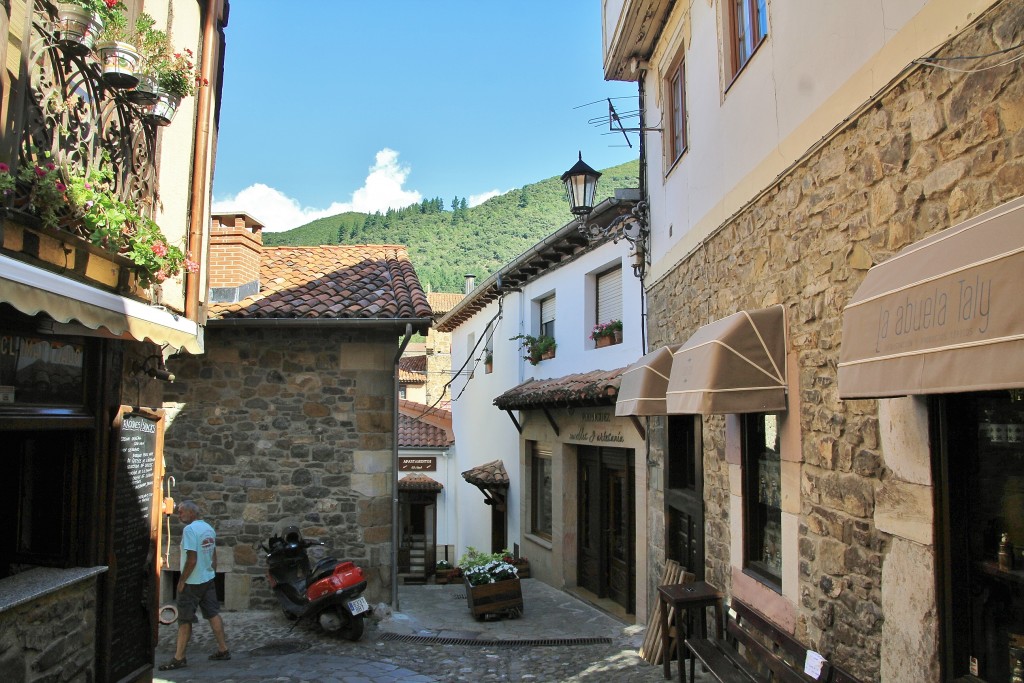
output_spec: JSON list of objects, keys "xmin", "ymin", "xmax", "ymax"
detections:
[{"xmin": 260, "ymin": 524, "xmax": 369, "ymax": 640}]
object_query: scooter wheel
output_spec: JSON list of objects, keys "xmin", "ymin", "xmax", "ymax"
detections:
[{"xmin": 339, "ymin": 613, "xmax": 364, "ymax": 641}]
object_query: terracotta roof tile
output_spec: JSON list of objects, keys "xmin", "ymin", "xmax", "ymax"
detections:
[
  {"xmin": 492, "ymin": 368, "xmax": 625, "ymax": 410},
  {"xmin": 398, "ymin": 473, "xmax": 443, "ymax": 492},
  {"xmin": 400, "ymin": 355, "xmax": 427, "ymax": 372},
  {"xmin": 209, "ymin": 245, "xmax": 432, "ymax": 321},
  {"xmin": 397, "ymin": 400, "xmax": 453, "ymax": 447},
  {"xmin": 427, "ymin": 292, "xmax": 464, "ymax": 316},
  {"xmin": 461, "ymin": 459, "xmax": 509, "ymax": 488}
]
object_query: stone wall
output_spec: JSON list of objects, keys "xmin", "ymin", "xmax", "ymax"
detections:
[
  {"xmin": 644, "ymin": 2, "xmax": 1024, "ymax": 680},
  {"xmin": 0, "ymin": 577, "xmax": 98, "ymax": 683},
  {"xmin": 164, "ymin": 326, "xmax": 397, "ymax": 606}
]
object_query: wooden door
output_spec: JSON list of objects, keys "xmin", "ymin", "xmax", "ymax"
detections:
[
  {"xmin": 665, "ymin": 416, "xmax": 705, "ymax": 578},
  {"xmin": 577, "ymin": 447, "xmax": 635, "ymax": 612}
]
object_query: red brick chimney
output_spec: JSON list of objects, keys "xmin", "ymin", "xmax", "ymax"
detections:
[{"xmin": 208, "ymin": 212, "xmax": 264, "ymax": 303}]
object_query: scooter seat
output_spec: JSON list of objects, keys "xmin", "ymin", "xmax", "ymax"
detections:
[{"xmin": 310, "ymin": 556, "xmax": 338, "ymax": 585}]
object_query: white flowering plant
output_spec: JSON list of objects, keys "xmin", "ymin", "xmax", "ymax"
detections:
[{"xmin": 459, "ymin": 547, "xmax": 519, "ymax": 586}]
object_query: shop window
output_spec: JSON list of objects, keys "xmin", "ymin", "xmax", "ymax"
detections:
[
  {"xmin": 726, "ymin": 0, "xmax": 768, "ymax": 80},
  {"xmin": 666, "ymin": 415, "xmax": 704, "ymax": 577},
  {"xmin": 666, "ymin": 54, "xmax": 687, "ymax": 165},
  {"xmin": 1, "ymin": 431, "xmax": 84, "ymax": 575},
  {"xmin": 742, "ymin": 412, "xmax": 781, "ymax": 589},
  {"xmin": 530, "ymin": 445, "xmax": 553, "ymax": 541},
  {"xmin": 936, "ymin": 391, "xmax": 1024, "ymax": 682}
]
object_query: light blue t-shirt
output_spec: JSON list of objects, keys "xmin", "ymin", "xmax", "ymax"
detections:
[{"xmin": 180, "ymin": 519, "xmax": 216, "ymax": 584}]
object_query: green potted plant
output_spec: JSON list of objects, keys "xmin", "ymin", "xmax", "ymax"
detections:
[
  {"xmin": 145, "ymin": 48, "xmax": 205, "ymax": 126},
  {"xmin": 590, "ymin": 319, "xmax": 623, "ymax": 347},
  {"xmin": 125, "ymin": 14, "xmax": 168, "ymax": 104},
  {"xmin": 459, "ymin": 547, "xmax": 523, "ymax": 619},
  {"xmin": 93, "ymin": 3, "xmax": 141, "ymax": 88},
  {"xmin": 484, "ymin": 350, "xmax": 493, "ymax": 373},
  {"xmin": 510, "ymin": 334, "xmax": 557, "ymax": 365},
  {"xmin": 54, "ymin": 0, "xmax": 124, "ymax": 56},
  {"xmin": 435, "ymin": 559, "xmax": 454, "ymax": 584}
]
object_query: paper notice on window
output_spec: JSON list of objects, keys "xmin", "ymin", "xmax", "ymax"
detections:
[{"xmin": 804, "ymin": 651, "xmax": 827, "ymax": 679}]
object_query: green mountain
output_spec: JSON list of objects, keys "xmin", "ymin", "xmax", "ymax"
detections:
[{"xmin": 264, "ymin": 159, "xmax": 640, "ymax": 292}]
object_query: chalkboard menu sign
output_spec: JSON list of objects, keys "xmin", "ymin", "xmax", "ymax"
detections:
[{"xmin": 109, "ymin": 409, "xmax": 162, "ymax": 682}]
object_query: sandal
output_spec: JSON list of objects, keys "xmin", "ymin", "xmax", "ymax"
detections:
[
  {"xmin": 158, "ymin": 657, "xmax": 187, "ymax": 671},
  {"xmin": 208, "ymin": 650, "xmax": 231, "ymax": 661}
]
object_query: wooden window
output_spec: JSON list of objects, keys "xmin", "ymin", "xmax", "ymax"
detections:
[
  {"xmin": 540, "ymin": 295, "xmax": 556, "ymax": 340},
  {"xmin": 530, "ymin": 445, "xmax": 553, "ymax": 540},
  {"xmin": 728, "ymin": 0, "xmax": 768, "ymax": 78},
  {"xmin": 666, "ymin": 415, "xmax": 704, "ymax": 578},
  {"xmin": 596, "ymin": 267, "xmax": 622, "ymax": 327},
  {"xmin": 742, "ymin": 412, "xmax": 781, "ymax": 589},
  {"xmin": 666, "ymin": 56, "xmax": 687, "ymax": 164}
]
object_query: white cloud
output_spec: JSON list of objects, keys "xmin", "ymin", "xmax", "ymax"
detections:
[
  {"xmin": 467, "ymin": 189, "xmax": 506, "ymax": 207},
  {"xmin": 213, "ymin": 148, "xmax": 423, "ymax": 232}
]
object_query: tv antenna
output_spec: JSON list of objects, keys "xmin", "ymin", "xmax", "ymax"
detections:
[{"xmin": 575, "ymin": 97, "xmax": 662, "ymax": 149}]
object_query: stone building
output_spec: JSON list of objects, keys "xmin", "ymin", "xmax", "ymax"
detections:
[
  {"xmin": 0, "ymin": 2, "xmax": 227, "ymax": 680},
  {"xmin": 162, "ymin": 213, "xmax": 432, "ymax": 607},
  {"xmin": 605, "ymin": 0, "xmax": 1024, "ymax": 680}
]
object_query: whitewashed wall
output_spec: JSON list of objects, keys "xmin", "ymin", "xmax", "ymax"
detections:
[{"xmin": 449, "ymin": 236, "xmax": 645, "ymax": 562}]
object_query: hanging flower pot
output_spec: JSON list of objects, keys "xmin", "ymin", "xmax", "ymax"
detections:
[
  {"xmin": 143, "ymin": 87, "xmax": 181, "ymax": 126},
  {"xmin": 94, "ymin": 40, "xmax": 141, "ymax": 89},
  {"xmin": 126, "ymin": 72, "xmax": 160, "ymax": 104},
  {"xmin": 55, "ymin": 4, "xmax": 103, "ymax": 56}
]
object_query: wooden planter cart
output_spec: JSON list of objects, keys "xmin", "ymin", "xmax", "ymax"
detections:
[{"xmin": 465, "ymin": 577, "xmax": 523, "ymax": 620}]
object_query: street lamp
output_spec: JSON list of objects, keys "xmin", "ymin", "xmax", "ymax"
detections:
[
  {"xmin": 562, "ymin": 152, "xmax": 650, "ymax": 279},
  {"xmin": 561, "ymin": 152, "xmax": 602, "ymax": 219}
]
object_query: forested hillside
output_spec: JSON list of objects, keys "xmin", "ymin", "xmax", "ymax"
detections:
[{"xmin": 264, "ymin": 159, "xmax": 639, "ymax": 292}]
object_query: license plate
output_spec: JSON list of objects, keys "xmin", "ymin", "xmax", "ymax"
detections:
[{"xmin": 348, "ymin": 597, "xmax": 369, "ymax": 615}]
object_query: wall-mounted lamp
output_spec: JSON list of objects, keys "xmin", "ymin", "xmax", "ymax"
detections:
[
  {"xmin": 133, "ymin": 354, "xmax": 175, "ymax": 382},
  {"xmin": 562, "ymin": 152, "xmax": 650, "ymax": 279}
]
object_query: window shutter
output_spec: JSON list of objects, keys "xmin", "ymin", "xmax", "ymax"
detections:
[
  {"xmin": 540, "ymin": 296, "xmax": 556, "ymax": 324},
  {"xmin": 596, "ymin": 269, "xmax": 622, "ymax": 323}
]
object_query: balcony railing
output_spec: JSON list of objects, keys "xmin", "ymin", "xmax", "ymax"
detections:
[{"xmin": 8, "ymin": 1, "xmax": 159, "ymax": 233}]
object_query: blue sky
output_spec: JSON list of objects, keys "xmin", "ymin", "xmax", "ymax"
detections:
[{"xmin": 211, "ymin": 2, "xmax": 640, "ymax": 231}]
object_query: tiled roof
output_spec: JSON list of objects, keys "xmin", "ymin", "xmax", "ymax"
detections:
[
  {"xmin": 462, "ymin": 459, "xmax": 509, "ymax": 488},
  {"xmin": 427, "ymin": 292, "xmax": 464, "ymax": 316},
  {"xmin": 398, "ymin": 473, "xmax": 443, "ymax": 492},
  {"xmin": 435, "ymin": 196, "xmax": 637, "ymax": 332},
  {"xmin": 209, "ymin": 245, "xmax": 432, "ymax": 323},
  {"xmin": 492, "ymin": 367, "xmax": 625, "ymax": 410},
  {"xmin": 400, "ymin": 355, "xmax": 427, "ymax": 372},
  {"xmin": 398, "ymin": 400, "xmax": 453, "ymax": 447},
  {"xmin": 398, "ymin": 355, "xmax": 427, "ymax": 384}
]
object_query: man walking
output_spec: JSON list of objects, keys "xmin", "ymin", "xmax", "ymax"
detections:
[{"xmin": 159, "ymin": 500, "xmax": 230, "ymax": 671}]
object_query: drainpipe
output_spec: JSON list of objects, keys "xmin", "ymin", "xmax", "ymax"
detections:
[
  {"xmin": 392, "ymin": 323, "xmax": 413, "ymax": 609},
  {"xmin": 185, "ymin": 0, "xmax": 223, "ymax": 321}
]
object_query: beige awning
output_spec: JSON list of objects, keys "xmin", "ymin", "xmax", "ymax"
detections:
[
  {"xmin": 0, "ymin": 255, "xmax": 202, "ymax": 353},
  {"xmin": 615, "ymin": 345, "xmax": 679, "ymax": 416},
  {"xmin": 666, "ymin": 305, "xmax": 788, "ymax": 415},
  {"xmin": 839, "ymin": 196, "xmax": 1024, "ymax": 398}
]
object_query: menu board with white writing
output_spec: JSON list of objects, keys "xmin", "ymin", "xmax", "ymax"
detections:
[{"xmin": 109, "ymin": 412, "xmax": 159, "ymax": 682}]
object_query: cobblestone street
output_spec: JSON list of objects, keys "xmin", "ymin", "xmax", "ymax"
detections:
[{"xmin": 153, "ymin": 580, "xmax": 712, "ymax": 682}]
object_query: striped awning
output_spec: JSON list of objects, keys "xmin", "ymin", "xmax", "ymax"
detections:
[
  {"xmin": 839, "ymin": 196, "xmax": 1024, "ymax": 398},
  {"xmin": 615, "ymin": 345, "xmax": 678, "ymax": 416},
  {"xmin": 665, "ymin": 305, "xmax": 788, "ymax": 415}
]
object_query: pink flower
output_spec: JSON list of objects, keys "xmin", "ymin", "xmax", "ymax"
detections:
[
  {"xmin": 185, "ymin": 259, "xmax": 199, "ymax": 273},
  {"xmin": 155, "ymin": 269, "xmax": 168, "ymax": 282},
  {"xmin": 54, "ymin": 182, "xmax": 66, "ymax": 192},
  {"xmin": 151, "ymin": 241, "xmax": 168, "ymax": 257},
  {"xmin": 0, "ymin": 163, "xmax": 9, "ymax": 173},
  {"xmin": 104, "ymin": 0, "xmax": 118, "ymax": 8},
  {"xmin": 45, "ymin": 162, "xmax": 56, "ymax": 171},
  {"xmin": 34, "ymin": 166, "xmax": 46, "ymax": 177}
]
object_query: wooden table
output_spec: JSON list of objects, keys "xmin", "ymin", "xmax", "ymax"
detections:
[{"xmin": 657, "ymin": 581, "xmax": 725, "ymax": 682}]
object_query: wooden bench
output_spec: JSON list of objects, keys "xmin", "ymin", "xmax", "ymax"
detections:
[{"xmin": 683, "ymin": 598, "xmax": 861, "ymax": 683}]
